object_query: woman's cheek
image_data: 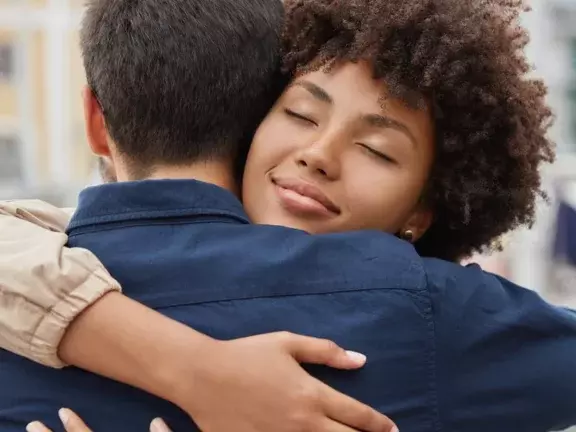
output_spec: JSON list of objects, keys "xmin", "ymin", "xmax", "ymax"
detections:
[{"xmin": 253, "ymin": 122, "xmax": 297, "ymax": 162}]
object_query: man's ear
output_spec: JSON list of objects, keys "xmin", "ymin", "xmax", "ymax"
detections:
[{"xmin": 83, "ymin": 86, "xmax": 111, "ymax": 157}]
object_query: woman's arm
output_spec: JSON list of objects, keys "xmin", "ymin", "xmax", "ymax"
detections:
[
  {"xmin": 0, "ymin": 200, "xmax": 121, "ymax": 367},
  {"xmin": 0, "ymin": 200, "xmax": 396, "ymax": 432}
]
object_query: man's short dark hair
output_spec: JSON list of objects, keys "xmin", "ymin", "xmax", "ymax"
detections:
[{"xmin": 81, "ymin": 0, "xmax": 284, "ymax": 176}]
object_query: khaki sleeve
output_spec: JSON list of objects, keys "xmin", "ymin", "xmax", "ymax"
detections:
[{"xmin": 0, "ymin": 200, "xmax": 122, "ymax": 368}]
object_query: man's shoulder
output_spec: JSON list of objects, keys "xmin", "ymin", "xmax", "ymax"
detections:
[
  {"xmin": 422, "ymin": 257, "xmax": 534, "ymax": 306},
  {"xmin": 81, "ymin": 220, "xmax": 428, "ymax": 300},
  {"xmin": 226, "ymin": 225, "xmax": 428, "ymax": 293},
  {"xmin": 421, "ymin": 260, "xmax": 576, "ymax": 431},
  {"xmin": 244, "ymin": 225, "xmax": 421, "ymax": 259},
  {"xmin": 422, "ymin": 257, "xmax": 510, "ymax": 311},
  {"xmin": 422, "ymin": 256, "xmax": 576, "ymax": 351}
]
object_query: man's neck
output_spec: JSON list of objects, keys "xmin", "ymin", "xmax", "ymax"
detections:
[{"xmin": 115, "ymin": 160, "xmax": 239, "ymax": 197}]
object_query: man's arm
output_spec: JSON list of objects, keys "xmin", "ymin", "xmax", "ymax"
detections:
[
  {"xmin": 0, "ymin": 200, "xmax": 397, "ymax": 432},
  {"xmin": 430, "ymin": 260, "xmax": 576, "ymax": 431}
]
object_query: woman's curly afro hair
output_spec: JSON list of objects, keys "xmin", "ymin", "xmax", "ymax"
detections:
[{"xmin": 282, "ymin": 0, "xmax": 555, "ymax": 261}]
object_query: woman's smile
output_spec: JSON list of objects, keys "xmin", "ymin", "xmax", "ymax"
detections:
[{"xmin": 271, "ymin": 175, "xmax": 341, "ymax": 219}]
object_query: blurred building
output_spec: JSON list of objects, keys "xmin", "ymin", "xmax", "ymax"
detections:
[
  {"xmin": 445, "ymin": 1, "xmax": 576, "ymax": 298},
  {"xmin": 499, "ymin": 0, "xmax": 576, "ymax": 296},
  {"xmin": 0, "ymin": 0, "xmax": 93, "ymax": 204}
]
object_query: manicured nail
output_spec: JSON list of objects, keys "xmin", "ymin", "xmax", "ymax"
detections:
[
  {"xmin": 391, "ymin": 427, "xmax": 400, "ymax": 432},
  {"xmin": 151, "ymin": 418, "xmax": 171, "ymax": 432},
  {"xmin": 26, "ymin": 422, "xmax": 44, "ymax": 432},
  {"xmin": 59, "ymin": 408, "xmax": 71, "ymax": 425},
  {"xmin": 345, "ymin": 350, "xmax": 367, "ymax": 364}
]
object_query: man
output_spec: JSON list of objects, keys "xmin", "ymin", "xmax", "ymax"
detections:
[
  {"xmin": 0, "ymin": 1, "xmax": 395, "ymax": 431},
  {"xmin": 2, "ymin": 0, "xmax": 576, "ymax": 431}
]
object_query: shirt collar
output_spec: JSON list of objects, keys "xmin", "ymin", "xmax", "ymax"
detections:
[{"xmin": 68, "ymin": 179, "xmax": 250, "ymax": 232}]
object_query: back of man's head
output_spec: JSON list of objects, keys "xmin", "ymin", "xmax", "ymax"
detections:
[{"xmin": 81, "ymin": 0, "xmax": 284, "ymax": 176}]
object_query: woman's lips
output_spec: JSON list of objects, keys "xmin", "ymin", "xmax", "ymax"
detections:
[{"xmin": 272, "ymin": 177, "xmax": 340, "ymax": 218}]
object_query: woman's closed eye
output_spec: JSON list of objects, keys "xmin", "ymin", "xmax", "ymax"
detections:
[
  {"xmin": 357, "ymin": 143, "xmax": 397, "ymax": 164},
  {"xmin": 284, "ymin": 108, "xmax": 318, "ymax": 126}
]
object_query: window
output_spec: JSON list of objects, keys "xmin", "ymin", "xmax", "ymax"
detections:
[
  {"xmin": 0, "ymin": 44, "xmax": 14, "ymax": 81},
  {"xmin": 0, "ymin": 135, "xmax": 23, "ymax": 182}
]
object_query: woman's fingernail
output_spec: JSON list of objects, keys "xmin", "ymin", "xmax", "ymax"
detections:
[
  {"xmin": 151, "ymin": 418, "xmax": 171, "ymax": 432},
  {"xmin": 58, "ymin": 408, "xmax": 71, "ymax": 425},
  {"xmin": 345, "ymin": 350, "xmax": 367, "ymax": 364},
  {"xmin": 26, "ymin": 422, "xmax": 44, "ymax": 432},
  {"xmin": 391, "ymin": 427, "xmax": 400, "ymax": 432}
]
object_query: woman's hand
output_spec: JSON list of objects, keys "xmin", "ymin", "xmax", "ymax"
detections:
[
  {"xmin": 25, "ymin": 408, "xmax": 171, "ymax": 432},
  {"xmin": 58, "ymin": 293, "xmax": 397, "ymax": 432}
]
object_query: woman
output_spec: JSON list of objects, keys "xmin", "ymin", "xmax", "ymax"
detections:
[
  {"xmin": 2, "ymin": 0, "xmax": 557, "ymax": 429},
  {"xmin": 243, "ymin": 0, "xmax": 551, "ymax": 262}
]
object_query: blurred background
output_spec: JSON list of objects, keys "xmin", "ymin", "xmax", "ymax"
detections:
[{"xmin": 0, "ymin": 0, "xmax": 575, "ymax": 304}]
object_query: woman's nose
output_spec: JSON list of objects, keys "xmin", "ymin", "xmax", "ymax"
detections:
[{"xmin": 295, "ymin": 142, "xmax": 341, "ymax": 180}]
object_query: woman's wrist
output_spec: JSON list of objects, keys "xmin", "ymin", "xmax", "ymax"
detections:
[{"xmin": 142, "ymin": 323, "xmax": 220, "ymax": 413}]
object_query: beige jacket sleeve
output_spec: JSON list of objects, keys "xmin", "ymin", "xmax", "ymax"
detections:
[{"xmin": 0, "ymin": 200, "xmax": 121, "ymax": 368}]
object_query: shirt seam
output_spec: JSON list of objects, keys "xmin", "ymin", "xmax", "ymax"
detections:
[
  {"xmin": 424, "ymin": 270, "xmax": 443, "ymax": 432},
  {"xmin": 144, "ymin": 285, "xmax": 429, "ymax": 311},
  {"xmin": 68, "ymin": 217, "xmax": 240, "ymax": 236},
  {"xmin": 112, "ymin": 253, "xmax": 428, "ymax": 306}
]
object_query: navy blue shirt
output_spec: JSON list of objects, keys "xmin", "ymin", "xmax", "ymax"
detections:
[{"xmin": 1, "ymin": 180, "xmax": 576, "ymax": 432}]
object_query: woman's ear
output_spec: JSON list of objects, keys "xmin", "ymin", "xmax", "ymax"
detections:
[{"xmin": 401, "ymin": 207, "xmax": 433, "ymax": 242}]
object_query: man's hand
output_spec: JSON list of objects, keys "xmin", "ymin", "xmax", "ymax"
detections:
[
  {"xmin": 172, "ymin": 332, "xmax": 398, "ymax": 432},
  {"xmin": 26, "ymin": 409, "xmax": 172, "ymax": 432}
]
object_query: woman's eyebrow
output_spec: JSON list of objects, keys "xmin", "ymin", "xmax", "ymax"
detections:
[
  {"xmin": 363, "ymin": 113, "xmax": 417, "ymax": 147},
  {"xmin": 292, "ymin": 80, "xmax": 333, "ymax": 104}
]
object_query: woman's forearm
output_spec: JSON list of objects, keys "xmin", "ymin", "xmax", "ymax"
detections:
[
  {"xmin": 0, "ymin": 200, "xmax": 396, "ymax": 432},
  {"xmin": 59, "ymin": 291, "xmax": 210, "ymax": 409}
]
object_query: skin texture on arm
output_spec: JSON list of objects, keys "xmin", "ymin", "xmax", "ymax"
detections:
[{"xmin": 59, "ymin": 291, "xmax": 397, "ymax": 432}]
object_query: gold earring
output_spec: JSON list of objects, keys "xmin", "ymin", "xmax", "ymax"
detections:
[{"xmin": 401, "ymin": 229, "xmax": 414, "ymax": 243}]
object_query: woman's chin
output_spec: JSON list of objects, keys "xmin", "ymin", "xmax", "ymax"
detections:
[{"xmin": 254, "ymin": 213, "xmax": 331, "ymax": 235}]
